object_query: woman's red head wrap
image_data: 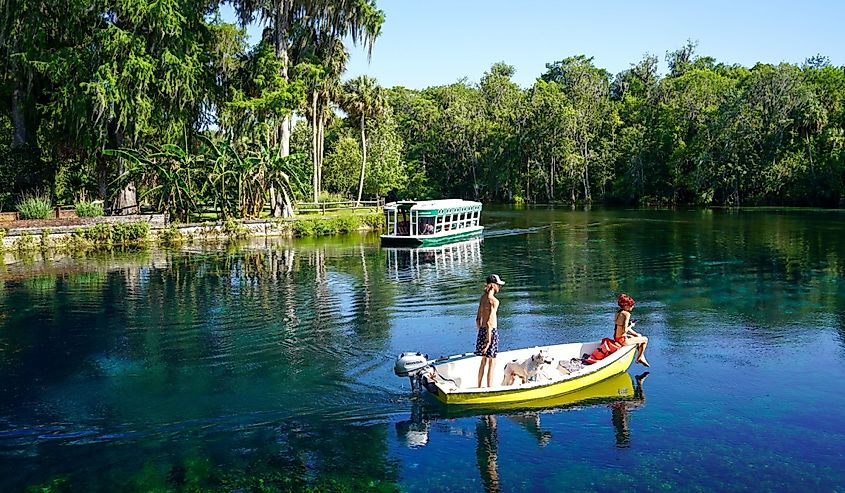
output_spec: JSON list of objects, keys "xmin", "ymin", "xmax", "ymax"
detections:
[{"xmin": 617, "ymin": 293, "xmax": 635, "ymax": 309}]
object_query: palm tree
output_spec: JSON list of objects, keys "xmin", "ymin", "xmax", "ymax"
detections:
[
  {"xmin": 341, "ymin": 75, "xmax": 386, "ymax": 205},
  {"xmin": 290, "ymin": 26, "xmax": 350, "ymax": 202},
  {"xmin": 233, "ymin": 0, "xmax": 383, "ymax": 211}
]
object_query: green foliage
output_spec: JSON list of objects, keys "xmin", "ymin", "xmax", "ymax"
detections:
[
  {"xmin": 40, "ymin": 229, "xmax": 51, "ymax": 249},
  {"xmin": 323, "ymin": 135, "xmax": 363, "ymax": 196},
  {"xmin": 363, "ymin": 111, "xmax": 408, "ymax": 197},
  {"xmin": 336, "ymin": 215, "xmax": 360, "ymax": 233},
  {"xmin": 112, "ymin": 222, "xmax": 150, "ymax": 245},
  {"xmin": 74, "ymin": 201, "xmax": 104, "ymax": 217},
  {"xmin": 223, "ymin": 219, "xmax": 248, "ymax": 238},
  {"xmin": 40, "ymin": 222, "xmax": 153, "ymax": 250},
  {"xmin": 13, "ymin": 232, "xmax": 36, "ymax": 251},
  {"xmin": 3, "ymin": 0, "xmax": 845, "ymax": 215},
  {"xmin": 318, "ymin": 191, "xmax": 350, "ymax": 203},
  {"xmin": 361, "ymin": 211, "xmax": 385, "ymax": 229},
  {"xmin": 16, "ymin": 192, "xmax": 53, "ymax": 220},
  {"xmin": 291, "ymin": 218, "xmax": 316, "ymax": 237},
  {"xmin": 157, "ymin": 225, "xmax": 184, "ymax": 246},
  {"xmin": 290, "ymin": 212, "xmax": 382, "ymax": 237},
  {"xmin": 83, "ymin": 224, "xmax": 113, "ymax": 245}
]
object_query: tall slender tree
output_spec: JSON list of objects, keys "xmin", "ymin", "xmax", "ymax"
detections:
[{"xmin": 341, "ymin": 75, "xmax": 385, "ymax": 204}]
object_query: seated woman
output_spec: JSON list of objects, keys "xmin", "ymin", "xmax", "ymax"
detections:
[{"xmin": 614, "ymin": 293, "xmax": 650, "ymax": 367}]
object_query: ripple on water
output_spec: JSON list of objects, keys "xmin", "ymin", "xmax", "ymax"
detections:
[{"xmin": 2, "ymin": 210, "xmax": 845, "ymax": 492}]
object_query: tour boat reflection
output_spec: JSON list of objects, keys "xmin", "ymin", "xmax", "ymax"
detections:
[
  {"xmin": 396, "ymin": 372, "xmax": 649, "ymax": 492},
  {"xmin": 384, "ymin": 238, "xmax": 482, "ymax": 282}
]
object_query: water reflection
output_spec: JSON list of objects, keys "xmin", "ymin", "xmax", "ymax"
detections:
[
  {"xmin": 476, "ymin": 415, "xmax": 500, "ymax": 493},
  {"xmin": 396, "ymin": 372, "xmax": 647, "ymax": 492},
  {"xmin": 384, "ymin": 238, "xmax": 482, "ymax": 282},
  {"xmin": 3, "ymin": 207, "xmax": 845, "ymax": 491},
  {"xmin": 610, "ymin": 371, "xmax": 649, "ymax": 448}
]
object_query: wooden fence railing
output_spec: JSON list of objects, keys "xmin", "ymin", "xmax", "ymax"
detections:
[{"xmin": 294, "ymin": 198, "xmax": 384, "ymax": 214}]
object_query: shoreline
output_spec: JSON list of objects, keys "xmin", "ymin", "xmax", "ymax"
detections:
[{"xmin": 0, "ymin": 211, "xmax": 384, "ymax": 264}]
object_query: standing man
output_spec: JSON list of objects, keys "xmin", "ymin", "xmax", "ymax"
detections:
[{"xmin": 475, "ymin": 274, "xmax": 505, "ymax": 388}]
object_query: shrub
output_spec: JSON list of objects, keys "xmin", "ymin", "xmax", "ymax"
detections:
[
  {"xmin": 336, "ymin": 215, "xmax": 359, "ymax": 233},
  {"xmin": 291, "ymin": 219, "xmax": 316, "ymax": 237},
  {"xmin": 157, "ymin": 225, "xmax": 184, "ymax": 246},
  {"xmin": 13, "ymin": 232, "xmax": 35, "ymax": 251},
  {"xmin": 312, "ymin": 217, "xmax": 339, "ymax": 236},
  {"xmin": 113, "ymin": 222, "xmax": 150, "ymax": 245},
  {"xmin": 75, "ymin": 201, "xmax": 104, "ymax": 217},
  {"xmin": 62, "ymin": 229, "xmax": 93, "ymax": 252},
  {"xmin": 84, "ymin": 223, "xmax": 113, "ymax": 246},
  {"xmin": 317, "ymin": 191, "xmax": 349, "ymax": 203},
  {"xmin": 40, "ymin": 228, "xmax": 51, "ymax": 249},
  {"xmin": 17, "ymin": 192, "xmax": 52, "ymax": 220},
  {"xmin": 223, "ymin": 219, "xmax": 247, "ymax": 238},
  {"xmin": 361, "ymin": 212, "xmax": 384, "ymax": 230}
]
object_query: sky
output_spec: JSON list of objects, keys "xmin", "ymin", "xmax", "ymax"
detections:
[{"xmin": 228, "ymin": 0, "xmax": 845, "ymax": 89}]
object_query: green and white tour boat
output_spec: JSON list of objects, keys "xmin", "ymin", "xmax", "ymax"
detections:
[{"xmin": 381, "ymin": 199, "xmax": 483, "ymax": 247}]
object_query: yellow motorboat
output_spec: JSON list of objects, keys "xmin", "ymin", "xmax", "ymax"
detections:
[{"xmin": 395, "ymin": 341, "xmax": 636, "ymax": 406}]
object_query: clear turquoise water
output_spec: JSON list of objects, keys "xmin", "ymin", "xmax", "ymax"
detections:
[{"xmin": 1, "ymin": 207, "xmax": 844, "ymax": 492}]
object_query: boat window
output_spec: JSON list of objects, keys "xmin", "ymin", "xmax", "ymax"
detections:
[
  {"xmin": 385, "ymin": 211, "xmax": 394, "ymax": 235},
  {"xmin": 418, "ymin": 217, "xmax": 435, "ymax": 235},
  {"xmin": 397, "ymin": 210, "xmax": 410, "ymax": 235},
  {"xmin": 435, "ymin": 215, "xmax": 443, "ymax": 233}
]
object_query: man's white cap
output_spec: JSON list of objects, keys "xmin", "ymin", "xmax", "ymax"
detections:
[{"xmin": 486, "ymin": 274, "xmax": 505, "ymax": 285}]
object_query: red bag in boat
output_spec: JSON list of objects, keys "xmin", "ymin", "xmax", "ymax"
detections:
[{"xmin": 584, "ymin": 338, "xmax": 621, "ymax": 365}]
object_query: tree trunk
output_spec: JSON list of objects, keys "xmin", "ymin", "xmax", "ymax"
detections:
[
  {"xmin": 114, "ymin": 161, "xmax": 138, "ymax": 215},
  {"xmin": 806, "ymin": 134, "xmax": 815, "ymax": 179},
  {"xmin": 525, "ymin": 158, "xmax": 530, "ymax": 203},
  {"xmin": 96, "ymin": 154, "xmax": 108, "ymax": 200},
  {"xmin": 111, "ymin": 127, "xmax": 138, "ymax": 215},
  {"xmin": 271, "ymin": 1, "xmax": 292, "ymax": 217},
  {"xmin": 312, "ymin": 90, "xmax": 319, "ymax": 202},
  {"xmin": 356, "ymin": 115, "xmax": 367, "ymax": 206},
  {"xmin": 317, "ymin": 112, "xmax": 325, "ymax": 194},
  {"xmin": 270, "ymin": 185, "xmax": 278, "ymax": 214},
  {"xmin": 582, "ymin": 140, "xmax": 591, "ymax": 202},
  {"xmin": 280, "ymin": 186, "xmax": 294, "ymax": 218},
  {"xmin": 11, "ymin": 81, "xmax": 29, "ymax": 148}
]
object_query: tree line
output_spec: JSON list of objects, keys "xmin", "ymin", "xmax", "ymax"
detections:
[
  {"xmin": 377, "ymin": 45, "xmax": 845, "ymax": 207},
  {"xmin": 2, "ymin": 0, "xmax": 844, "ymax": 219}
]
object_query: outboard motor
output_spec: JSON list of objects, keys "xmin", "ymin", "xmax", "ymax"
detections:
[{"xmin": 394, "ymin": 352, "xmax": 430, "ymax": 394}]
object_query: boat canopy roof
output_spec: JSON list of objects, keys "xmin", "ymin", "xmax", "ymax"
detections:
[{"xmin": 384, "ymin": 199, "xmax": 482, "ymax": 217}]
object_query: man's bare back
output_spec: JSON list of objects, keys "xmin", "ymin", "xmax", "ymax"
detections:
[{"xmin": 476, "ymin": 292, "xmax": 499, "ymax": 330}]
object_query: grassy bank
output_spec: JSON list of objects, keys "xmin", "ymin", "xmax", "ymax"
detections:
[{"xmin": 1, "ymin": 211, "xmax": 384, "ymax": 254}]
